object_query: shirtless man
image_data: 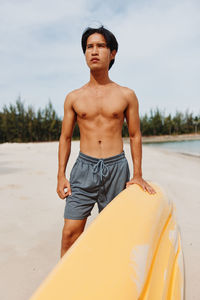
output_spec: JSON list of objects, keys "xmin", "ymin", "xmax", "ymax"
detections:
[{"xmin": 57, "ymin": 25, "xmax": 156, "ymax": 258}]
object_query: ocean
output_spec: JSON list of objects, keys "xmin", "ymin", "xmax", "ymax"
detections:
[{"xmin": 145, "ymin": 139, "xmax": 200, "ymax": 157}]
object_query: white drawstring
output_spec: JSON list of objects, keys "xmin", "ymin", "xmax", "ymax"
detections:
[{"xmin": 93, "ymin": 160, "xmax": 109, "ymax": 181}]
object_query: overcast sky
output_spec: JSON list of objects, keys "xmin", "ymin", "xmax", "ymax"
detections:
[{"xmin": 0, "ymin": 0, "xmax": 199, "ymax": 118}]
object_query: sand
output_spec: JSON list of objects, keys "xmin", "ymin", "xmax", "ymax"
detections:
[{"xmin": 0, "ymin": 140, "xmax": 199, "ymax": 300}]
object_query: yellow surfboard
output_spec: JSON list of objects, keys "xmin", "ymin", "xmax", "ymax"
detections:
[{"xmin": 30, "ymin": 183, "xmax": 184, "ymax": 300}]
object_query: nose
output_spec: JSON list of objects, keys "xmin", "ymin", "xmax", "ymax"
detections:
[{"xmin": 91, "ymin": 45, "xmax": 98, "ymax": 55}]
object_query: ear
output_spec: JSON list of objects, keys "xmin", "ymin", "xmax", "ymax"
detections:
[{"xmin": 110, "ymin": 49, "xmax": 117, "ymax": 60}]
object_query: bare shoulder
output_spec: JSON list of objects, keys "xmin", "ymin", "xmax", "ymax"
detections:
[
  {"xmin": 116, "ymin": 84, "xmax": 138, "ymax": 106},
  {"xmin": 64, "ymin": 86, "xmax": 85, "ymax": 107},
  {"xmin": 120, "ymin": 86, "xmax": 137, "ymax": 101}
]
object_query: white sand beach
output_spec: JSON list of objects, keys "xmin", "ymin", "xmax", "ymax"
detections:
[{"xmin": 0, "ymin": 141, "xmax": 199, "ymax": 300}]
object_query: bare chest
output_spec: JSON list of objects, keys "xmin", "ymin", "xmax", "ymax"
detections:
[{"xmin": 73, "ymin": 96, "xmax": 127, "ymax": 120}]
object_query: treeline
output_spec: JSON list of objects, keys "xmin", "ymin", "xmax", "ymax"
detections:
[
  {"xmin": 0, "ymin": 98, "xmax": 62, "ymax": 143},
  {"xmin": 123, "ymin": 108, "xmax": 200, "ymax": 137},
  {"xmin": 0, "ymin": 99, "xmax": 199, "ymax": 143}
]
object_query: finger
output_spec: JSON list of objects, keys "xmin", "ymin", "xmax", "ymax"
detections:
[
  {"xmin": 66, "ymin": 182, "xmax": 72, "ymax": 195},
  {"xmin": 143, "ymin": 186, "xmax": 147, "ymax": 192},
  {"xmin": 58, "ymin": 189, "xmax": 68, "ymax": 199},
  {"xmin": 64, "ymin": 188, "xmax": 72, "ymax": 196},
  {"xmin": 147, "ymin": 187, "xmax": 154, "ymax": 194},
  {"xmin": 147, "ymin": 186, "xmax": 156, "ymax": 194},
  {"xmin": 138, "ymin": 182, "xmax": 147, "ymax": 192},
  {"xmin": 126, "ymin": 183, "xmax": 131, "ymax": 188},
  {"xmin": 56, "ymin": 189, "xmax": 63, "ymax": 199},
  {"xmin": 150, "ymin": 188, "xmax": 156, "ymax": 194},
  {"xmin": 58, "ymin": 192, "xmax": 66, "ymax": 199},
  {"xmin": 146, "ymin": 184, "xmax": 156, "ymax": 194},
  {"xmin": 126, "ymin": 182, "xmax": 132, "ymax": 188},
  {"xmin": 67, "ymin": 187, "xmax": 72, "ymax": 196},
  {"xmin": 147, "ymin": 188, "xmax": 153, "ymax": 194},
  {"xmin": 126, "ymin": 180, "xmax": 135, "ymax": 186},
  {"xmin": 66, "ymin": 189, "xmax": 72, "ymax": 197},
  {"xmin": 144, "ymin": 185, "xmax": 151, "ymax": 193},
  {"xmin": 151, "ymin": 186, "xmax": 156, "ymax": 194}
]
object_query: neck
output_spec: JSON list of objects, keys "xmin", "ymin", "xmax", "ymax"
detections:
[{"xmin": 88, "ymin": 69, "xmax": 112, "ymax": 86}]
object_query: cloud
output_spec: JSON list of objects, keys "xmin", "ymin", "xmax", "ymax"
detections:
[
  {"xmin": 106, "ymin": 0, "xmax": 200, "ymax": 114},
  {"xmin": 0, "ymin": 0, "xmax": 199, "ymax": 117}
]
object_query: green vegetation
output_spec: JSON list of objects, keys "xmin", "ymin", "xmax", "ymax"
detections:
[
  {"xmin": 0, "ymin": 98, "xmax": 61, "ymax": 143},
  {"xmin": 0, "ymin": 99, "xmax": 199, "ymax": 143},
  {"xmin": 140, "ymin": 108, "xmax": 200, "ymax": 136}
]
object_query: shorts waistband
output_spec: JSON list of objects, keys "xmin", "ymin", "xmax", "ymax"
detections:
[{"xmin": 78, "ymin": 151, "xmax": 126, "ymax": 165}]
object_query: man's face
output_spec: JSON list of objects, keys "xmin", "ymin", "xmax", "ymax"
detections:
[{"xmin": 85, "ymin": 33, "xmax": 116, "ymax": 71}]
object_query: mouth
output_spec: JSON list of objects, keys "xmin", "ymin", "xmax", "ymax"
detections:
[{"xmin": 91, "ymin": 58, "xmax": 99, "ymax": 62}]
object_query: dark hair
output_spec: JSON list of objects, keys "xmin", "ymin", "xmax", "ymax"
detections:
[{"xmin": 81, "ymin": 25, "xmax": 118, "ymax": 70}]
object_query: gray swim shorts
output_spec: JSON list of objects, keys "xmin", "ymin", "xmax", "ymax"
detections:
[{"xmin": 64, "ymin": 151, "xmax": 130, "ymax": 220}]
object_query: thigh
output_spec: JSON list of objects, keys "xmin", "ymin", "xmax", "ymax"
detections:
[
  {"xmin": 64, "ymin": 195, "xmax": 96, "ymax": 220},
  {"xmin": 107, "ymin": 158, "xmax": 130, "ymax": 196},
  {"xmin": 64, "ymin": 159, "xmax": 98, "ymax": 220},
  {"xmin": 97, "ymin": 158, "xmax": 130, "ymax": 212}
]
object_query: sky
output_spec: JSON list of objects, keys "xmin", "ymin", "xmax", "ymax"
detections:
[{"xmin": 0, "ymin": 0, "xmax": 199, "ymax": 118}]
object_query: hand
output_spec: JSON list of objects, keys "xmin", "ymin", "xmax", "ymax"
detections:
[
  {"xmin": 56, "ymin": 176, "xmax": 72, "ymax": 199},
  {"xmin": 126, "ymin": 176, "xmax": 156, "ymax": 194}
]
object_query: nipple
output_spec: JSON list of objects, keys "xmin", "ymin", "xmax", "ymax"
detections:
[{"xmin": 82, "ymin": 113, "xmax": 87, "ymax": 118}]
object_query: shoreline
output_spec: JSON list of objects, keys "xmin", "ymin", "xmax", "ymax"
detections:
[
  {"xmin": 141, "ymin": 133, "xmax": 200, "ymax": 143},
  {"xmin": 124, "ymin": 134, "xmax": 200, "ymax": 158},
  {"xmin": 1, "ymin": 133, "xmax": 200, "ymax": 145}
]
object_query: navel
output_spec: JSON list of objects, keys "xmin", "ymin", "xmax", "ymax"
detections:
[{"xmin": 98, "ymin": 140, "xmax": 102, "ymax": 144}]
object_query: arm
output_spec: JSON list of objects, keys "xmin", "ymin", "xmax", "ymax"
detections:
[
  {"xmin": 57, "ymin": 92, "xmax": 76, "ymax": 199},
  {"xmin": 125, "ymin": 89, "xmax": 156, "ymax": 194}
]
